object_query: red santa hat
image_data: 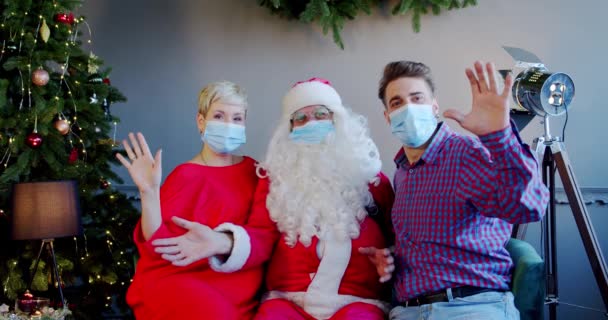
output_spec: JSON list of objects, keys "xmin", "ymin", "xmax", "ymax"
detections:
[{"xmin": 282, "ymin": 77, "xmax": 345, "ymax": 117}]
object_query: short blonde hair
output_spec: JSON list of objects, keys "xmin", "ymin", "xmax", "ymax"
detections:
[{"xmin": 198, "ymin": 81, "xmax": 247, "ymax": 116}]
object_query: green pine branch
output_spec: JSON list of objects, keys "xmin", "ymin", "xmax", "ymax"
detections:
[{"xmin": 258, "ymin": 0, "xmax": 477, "ymax": 48}]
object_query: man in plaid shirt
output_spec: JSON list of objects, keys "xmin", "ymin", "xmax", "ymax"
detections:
[{"xmin": 378, "ymin": 60, "xmax": 550, "ymax": 320}]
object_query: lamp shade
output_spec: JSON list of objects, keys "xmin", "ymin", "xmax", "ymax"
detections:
[{"xmin": 11, "ymin": 180, "xmax": 82, "ymax": 240}]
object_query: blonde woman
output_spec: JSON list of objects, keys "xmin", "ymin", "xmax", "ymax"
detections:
[{"xmin": 118, "ymin": 81, "xmax": 262, "ymax": 319}]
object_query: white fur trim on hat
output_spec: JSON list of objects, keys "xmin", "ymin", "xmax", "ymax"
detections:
[{"xmin": 282, "ymin": 79, "xmax": 344, "ymax": 117}]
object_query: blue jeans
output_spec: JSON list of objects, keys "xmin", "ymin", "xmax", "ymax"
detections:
[{"xmin": 389, "ymin": 291, "xmax": 520, "ymax": 320}]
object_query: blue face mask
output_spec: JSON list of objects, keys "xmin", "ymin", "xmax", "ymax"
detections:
[
  {"xmin": 288, "ymin": 120, "xmax": 335, "ymax": 144},
  {"xmin": 389, "ymin": 104, "xmax": 438, "ymax": 148},
  {"xmin": 201, "ymin": 121, "xmax": 246, "ymax": 154}
]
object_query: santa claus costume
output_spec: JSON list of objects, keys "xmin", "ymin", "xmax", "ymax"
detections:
[
  {"xmin": 210, "ymin": 79, "xmax": 395, "ymax": 320},
  {"xmin": 126, "ymin": 157, "xmax": 263, "ymax": 320}
]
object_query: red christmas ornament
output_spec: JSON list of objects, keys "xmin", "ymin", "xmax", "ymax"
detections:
[
  {"xmin": 100, "ymin": 179, "xmax": 110, "ymax": 189},
  {"xmin": 102, "ymin": 78, "xmax": 111, "ymax": 85},
  {"xmin": 17, "ymin": 290, "xmax": 37, "ymax": 313},
  {"xmin": 26, "ymin": 132, "xmax": 43, "ymax": 148},
  {"xmin": 32, "ymin": 69, "xmax": 50, "ymax": 86},
  {"xmin": 55, "ymin": 12, "xmax": 75, "ymax": 25},
  {"xmin": 68, "ymin": 147, "xmax": 78, "ymax": 164},
  {"xmin": 54, "ymin": 119, "xmax": 70, "ymax": 135}
]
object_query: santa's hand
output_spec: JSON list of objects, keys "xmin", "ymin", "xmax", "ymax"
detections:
[
  {"xmin": 151, "ymin": 217, "xmax": 233, "ymax": 267},
  {"xmin": 359, "ymin": 247, "xmax": 395, "ymax": 283}
]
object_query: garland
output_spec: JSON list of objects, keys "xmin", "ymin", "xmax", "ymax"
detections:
[{"xmin": 258, "ymin": 0, "xmax": 478, "ymax": 49}]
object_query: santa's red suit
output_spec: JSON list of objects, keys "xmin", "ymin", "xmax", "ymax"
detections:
[{"xmin": 211, "ymin": 172, "xmax": 394, "ymax": 320}]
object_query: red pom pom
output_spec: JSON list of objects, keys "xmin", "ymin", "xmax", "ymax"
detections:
[{"xmin": 292, "ymin": 77, "xmax": 332, "ymax": 88}]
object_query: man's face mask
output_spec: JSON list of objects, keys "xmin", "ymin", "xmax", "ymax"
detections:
[
  {"xmin": 201, "ymin": 121, "xmax": 246, "ymax": 154},
  {"xmin": 288, "ymin": 120, "xmax": 335, "ymax": 144},
  {"xmin": 389, "ymin": 104, "xmax": 438, "ymax": 148}
]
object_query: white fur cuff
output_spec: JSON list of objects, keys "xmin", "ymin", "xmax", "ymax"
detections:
[{"xmin": 209, "ymin": 223, "xmax": 251, "ymax": 273}]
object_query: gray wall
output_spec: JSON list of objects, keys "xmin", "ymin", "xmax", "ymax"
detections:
[{"xmin": 81, "ymin": 0, "xmax": 608, "ymax": 318}]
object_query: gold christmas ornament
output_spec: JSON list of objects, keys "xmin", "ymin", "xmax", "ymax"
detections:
[
  {"xmin": 31, "ymin": 68, "xmax": 50, "ymax": 86},
  {"xmin": 40, "ymin": 18, "xmax": 50, "ymax": 43},
  {"xmin": 88, "ymin": 52, "xmax": 100, "ymax": 74}
]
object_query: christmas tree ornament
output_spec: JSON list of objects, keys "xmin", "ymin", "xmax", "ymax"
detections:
[
  {"xmin": 32, "ymin": 68, "xmax": 50, "ymax": 86},
  {"xmin": 26, "ymin": 132, "xmax": 43, "ymax": 148},
  {"xmin": 40, "ymin": 18, "xmax": 50, "ymax": 43},
  {"xmin": 102, "ymin": 98, "xmax": 112, "ymax": 119},
  {"xmin": 68, "ymin": 147, "xmax": 78, "ymax": 164},
  {"xmin": 87, "ymin": 52, "xmax": 100, "ymax": 74},
  {"xmin": 100, "ymin": 179, "xmax": 110, "ymax": 189},
  {"xmin": 55, "ymin": 12, "xmax": 75, "ymax": 25},
  {"xmin": 54, "ymin": 119, "xmax": 70, "ymax": 135},
  {"xmin": 103, "ymin": 78, "xmax": 111, "ymax": 85},
  {"xmin": 87, "ymin": 73, "xmax": 103, "ymax": 84},
  {"xmin": 89, "ymin": 93, "xmax": 99, "ymax": 104},
  {"xmin": 26, "ymin": 115, "xmax": 43, "ymax": 148},
  {"xmin": 5, "ymin": 40, "xmax": 18, "ymax": 53}
]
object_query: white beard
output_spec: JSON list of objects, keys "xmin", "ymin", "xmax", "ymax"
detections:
[{"xmin": 260, "ymin": 106, "xmax": 382, "ymax": 247}]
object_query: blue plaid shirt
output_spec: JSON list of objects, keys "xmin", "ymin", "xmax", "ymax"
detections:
[{"xmin": 392, "ymin": 122, "xmax": 549, "ymax": 301}]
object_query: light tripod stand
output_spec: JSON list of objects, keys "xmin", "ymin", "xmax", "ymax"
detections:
[
  {"xmin": 501, "ymin": 45, "xmax": 608, "ymax": 319},
  {"xmin": 526, "ymin": 115, "xmax": 608, "ymax": 319}
]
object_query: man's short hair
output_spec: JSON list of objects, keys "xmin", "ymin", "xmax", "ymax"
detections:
[{"xmin": 378, "ymin": 61, "xmax": 435, "ymax": 108}]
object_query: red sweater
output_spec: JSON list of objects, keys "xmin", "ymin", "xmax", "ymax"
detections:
[{"xmin": 126, "ymin": 157, "xmax": 263, "ymax": 320}]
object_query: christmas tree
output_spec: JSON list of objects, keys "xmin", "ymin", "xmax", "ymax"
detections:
[{"xmin": 0, "ymin": 0, "xmax": 139, "ymax": 318}]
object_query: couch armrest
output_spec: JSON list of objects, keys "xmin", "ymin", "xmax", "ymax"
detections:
[{"xmin": 506, "ymin": 238, "xmax": 546, "ymax": 320}]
